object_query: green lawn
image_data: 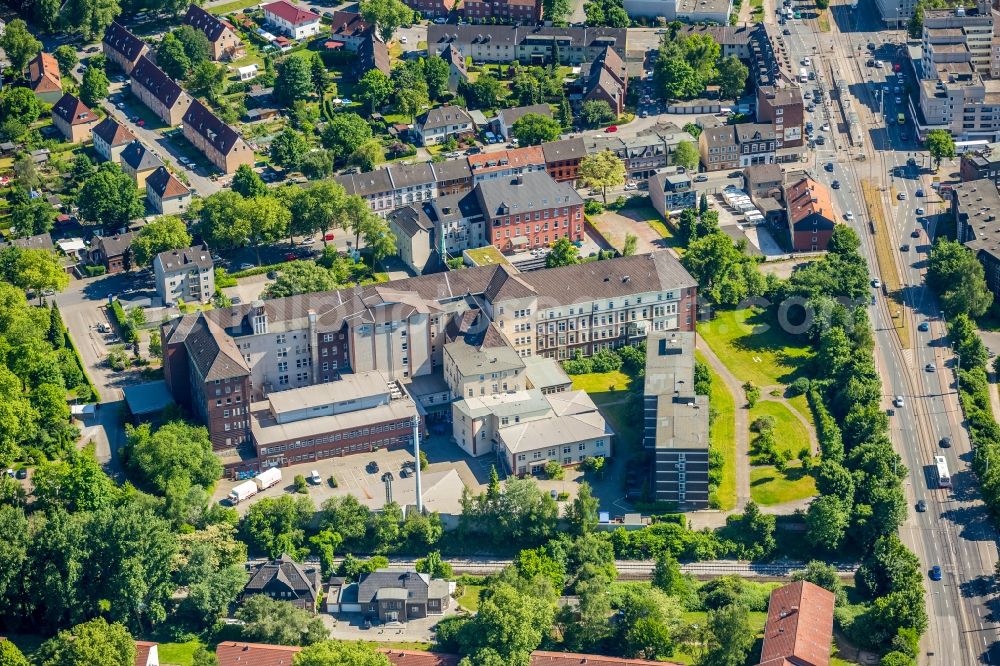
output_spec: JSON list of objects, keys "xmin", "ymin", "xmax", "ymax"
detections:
[
  {"xmin": 457, "ymin": 584, "xmax": 484, "ymax": 611},
  {"xmin": 570, "ymin": 370, "xmax": 632, "ymax": 393},
  {"xmin": 750, "ymin": 464, "xmax": 817, "ymax": 505},
  {"xmin": 697, "ymin": 308, "xmax": 812, "ymax": 387},
  {"xmin": 208, "ymin": 0, "xmax": 262, "ymax": 14},
  {"xmin": 749, "ymin": 400, "xmax": 810, "ymax": 463},
  {"xmin": 671, "ymin": 611, "xmax": 769, "ymax": 665},
  {"xmin": 158, "ymin": 639, "xmax": 204, "ymax": 666},
  {"xmin": 696, "ymin": 351, "xmax": 736, "ymax": 510},
  {"xmin": 787, "ymin": 393, "xmax": 815, "ymax": 431}
]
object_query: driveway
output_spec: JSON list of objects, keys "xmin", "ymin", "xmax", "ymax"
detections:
[
  {"xmin": 326, "ymin": 606, "xmax": 460, "ymax": 643},
  {"xmin": 590, "ymin": 207, "xmax": 667, "ymax": 255}
]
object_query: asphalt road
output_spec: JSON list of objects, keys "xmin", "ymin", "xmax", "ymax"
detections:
[{"xmin": 787, "ymin": 1, "xmax": 1000, "ymax": 663}]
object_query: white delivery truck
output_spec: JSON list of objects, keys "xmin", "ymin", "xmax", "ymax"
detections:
[
  {"xmin": 255, "ymin": 467, "xmax": 282, "ymax": 491},
  {"xmin": 229, "ymin": 480, "xmax": 258, "ymax": 504},
  {"xmin": 798, "ymin": 67, "xmax": 808, "ymax": 83}
]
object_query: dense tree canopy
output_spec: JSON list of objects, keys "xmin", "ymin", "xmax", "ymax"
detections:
[
  {"xmin": 77, "ymin": 163, "xmax": 143, "ymax": 228},
  {"xmin": 131, "ymin": 216, "xmax": 193, "ymax": 266},
  {"xmin": 928, "ymin": 238, "xmax": 993, "ymax": 318}
]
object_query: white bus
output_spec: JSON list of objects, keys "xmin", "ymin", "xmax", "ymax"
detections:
[{"xmin": 935, "ymin": 456, "xmax": 952, "ymax": 488}]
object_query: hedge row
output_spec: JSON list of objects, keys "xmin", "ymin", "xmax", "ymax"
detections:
[
  {"xmin": 807, "ymin": 386, "xmax": 844, "ymax": 463},
  {"xmin": 230, "ymin": 262, "xmax": 287, "ymax": 279},
  {"xmin": 960, "ymin": 367, "xmax": 1000, "ymax": 520},
  {"xmin": 109, "ymin": 299, "xmax": 136, "ymax": 343}
]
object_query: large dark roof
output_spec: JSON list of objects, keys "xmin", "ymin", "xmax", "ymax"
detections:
[
  {"xmin": 184, "ymin": 4, "xmax": 232, "ymax": 42},
  {"xmin": 164, "ymin": 310, "xmax": 250, "ymax": 381},
  {"xmin": 131, "ymin": 55, "xmax": 186, "ymax": 108},
  {"xmin": 52, "ymin": 94, "xmax": 95, "ymax": 126},
  {"xmin": 121, "ymin": 140, "xmax": 164, "ymax": 172},
  {"xmin": 182, "ymin": 100, "xmax": 247, "ymax": 156},
  {"xmin": 474, "ymin": 171, "xmax": 582, "ymax": 218},
  {"xmin": 93, "ymin": 117, "xmax": 135, "ymax": 147},
  {"xmin": 146, "ymin": 166, "xmax": 190, "ymax": 199},
  {"xmin": 427, "ymin": 24, "xmax": 627, "ymax": 50},
  {"xmin": 357, "ymin": 569, "xmax": 432, "ymax": 605},
  {"xmin": 103, "ymin": 21, "xmax": 147, "ymax": 61},
  {"xmin": 244, "ymin": 555, "xmax": 321, "ymax": 601},
  {"xmin": 417, "ymin": 105, "xmax": 473, "ymax": 131},
  {"xmin": 357, "ymin": 33, "xmax": 390, "ymax": 76},
  {"xmin": 389, "ymin": 205, "xmax": 433, "ymax": 239}
]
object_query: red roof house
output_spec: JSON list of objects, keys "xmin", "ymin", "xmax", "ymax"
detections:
[
  {"xmin": 216, "ymin": 642, "xmax": 302, "ymax": 666},
  {"xmin": 758, "ymin": 580, "xmax": 836, "ymax": 666}
]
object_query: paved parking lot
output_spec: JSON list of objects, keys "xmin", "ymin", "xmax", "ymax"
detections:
[{"xmin": 326, "ymin": 607, "xmax": 459, "ymax": 643}]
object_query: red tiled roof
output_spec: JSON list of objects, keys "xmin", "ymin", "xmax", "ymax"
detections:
[
  {"xmin": 263, "ymin": 0, "xmax": 319, "ymax": 25},
  {"xmin": 785, "ymin": 176, "xmax": 834, "ymax": 227},
  {"xmin": 135, "ymin": 640, "xmax": 157, "ymax": 666},
  {"xmin": 146, "ymin": 166, "xmax": 191, "ymax": 199},
  {"xmin": 758, "ymin": 581, "xmax": 835, "ymax": 666},
  {"xmin": 530, "ymin": 651, "xmax": 683, "ymax": 666},
  {"xmin": 329, "ymin": 10, "xmax": 371, "ymax": 38},
  {"xmin": 29, "ymin": 52, "xmax": 62, "ymax": 94},
  {"xmin": 216, "ymin": 642, "xmax": 302, "ymax": 666},
  {"xmin": 379, "ymin": 648, "xmax": 462, "ymax": 666}
]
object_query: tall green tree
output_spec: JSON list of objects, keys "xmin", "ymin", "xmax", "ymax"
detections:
[
  {"xmin": 10, "ymin": 198, "xmax": 56, "ymax": 238},
  {"xmin": 53, "ymin": 45, "xmax": 79, "ymax": 76},
  {"xmin": 275, "ymin": 56, "xmax": 315, "ymax": 105},
  {"xmin": 359, "ymin": 0, "xmax": 414, "ymax": 43},
  {"xmin": 715, "ymin": 55, "xmax": 749, "ymax": 100},
  {"xmin": 241, "ymin": 494, "xmax": 315, "ymax": 559},
  {"xmin": 674, "ymin": 140, "xmax": 699, "ymax": 171},
  {"xmin": 356, "ymin": 69, "xmax": 394, "ymax": 114},
  {"xmin": 77, "ymin": 163, "xmax": 143, "ymax": 228},
  {"xmin": 188, "ymin": 61, "xmax": 226, "ymax": 99},
  {"xmin": 512, "ymin": 113, "xmax": 562, "ymax": 146},
  {"xmin": 157, "ymin": 33, "xmax": 191, "ymax": 79},
  {"xmin": 545, "ymin": 236, "xmax": 579, "ymax": 268},
  {"xmin": 579, "ymin": 149, "xmax": 626, "ymax": 203},
  {"xmin": 542, "ymin": 0, "xmax": 572, "ymax": 24},
  {"xmin": 321, "ymin": 113, "xmax": 373, "ymax": 160},
  {"xmin": 565, "ymin": 481, "xmax": 599, "ymax": 535},
  {"xmin": 124, "ymin": 421, "xmax": 220, "ymax": 493},
  {"xmin": 580, "ymin": 99, "xmax": 615, "ymax": 127},
  {"xmin": 131, "ymin": 216, "xmax": 193, "ymax": 266},
  {"xmin": 232, "ymin": 164, "xmax": 268, "ymax": 198},
  {"xmin": 269, "ymin": 128, "xmax": 310, "ymax": 171},
  {"xmin": 0, "ymin": 20, "xmax": 42, "ymax": 75},
  {"xmin": 294, "ymin": 641, "xmax": 390, "ymax": 666},
  {"xmin": 80, "ymin": 64, "xmax": 110, "ymax": 107},
  {"xmin": 928, "ymin": 238, "xmax": 993, "ymax": 318},
  {"xmin": 34, "ymin": 618, "xmax": 135, "ymax": 666},
  {"xmin": 236, "ymin": 594, "xmax": 329, "ymax": 645},
  {"xmin": 423, "ymin": 55, "xmax": 451, "ymax": 101},
  {"xmin": 925, "ymin": 129, "xmax": 956, "ymax": 169}
]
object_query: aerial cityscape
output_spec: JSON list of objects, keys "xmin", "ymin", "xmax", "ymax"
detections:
[{"xmin": 0, "ymin": 0, "xmax": 998, "ymax": 663}]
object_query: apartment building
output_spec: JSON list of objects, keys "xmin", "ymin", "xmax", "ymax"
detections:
[
  {"xmin": 161, "ymin": 253, "xmax": 697, "ymax": 449},
  {"xmin": 698, "ymin": 124, "xmax": 739, "ymax": 172},
  {"xmin": 735, "ymin": 123, "xmax": 777, "ymax": 167},
  {"xmin": 387, "ymin": 190, "xmax": 485, "ymax": 274},
  {"xmin": 182, "ymin": 100, "xmax": 255, "ymax": 174},
  {"xmin": 644, "ymin": 331, "xmax": 709, "ymax": 509},
  {"xmin": 542, "ymin": 137, "xmax": 587, "ymax": 183},
  {"xmin": 426, "ymin": 25, "xmax": 627, "ymax": 66},
  {"xmin": 461, "ymin": 0, "xmax": 542, "ymax": 23},
  {"xmin": 916, "ymin": 3, "xmax": 1000, "ymax": 141},
  {"xmin": 154, "ymin": 246, "xmax": 215, "ymax": 305},
  {"xmin": 569, "ymin": 46, "xmax": 628, "ymax": 117},
  {"xmin": 756, "ymin": 85, "xmax": 804, "ymax": 148},
  {"xmin": 585, "ymin": 135, "xmax": 669, "ymax": 183},
  {"xmin": 130, "ymin": 56, "xmax": 193, "ymax": 126},
  {"xmin": 328, "ymin": 10, "xmax": 374, "ymax": 51},
  {"xmin": 263, "ymin": 0, "xmax": 321, "ymax": 39},
  {"xmin": 441, "ymin": 43, "xmax": 468, "ymax": 93},
  {"xmin": 121, "ymin": 140, "xmax": 164, "ymax": 188},
  {"xmin": 785, "ymin": 176, "xmax": 836, "ymax": 252},
  {"xmin": 477, "ymin": 172, "xmax": 584, "ymax": 253},
  {"xmin": 184, "ymin": 4, "xmax": 244, "ymax": 60},
  {"xmin": 952, "ymin": 178, "xmax": 1000, "ymax": 298},
  {"xmin": 468, "ymin": 146, "xmax": 547, "ymax": 183},
  {"xmin": 623, "ymin": 0, "xmax": 731, "ymax": 23},
  {"xmin": 649, "ymin": 172, "xmax": 697, "ymax": 218},
  {"xmin": 414, "ymin": 105, "xmax": 476, "ymax": 146},
  {"xmin": 102, "ymin": 21, "xmax": 149, "ymax": 74},
  {"xmin": 433, "ymin": 158, "xmax": 474, "ymax": 195}
]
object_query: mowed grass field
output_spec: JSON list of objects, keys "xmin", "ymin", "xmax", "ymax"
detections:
[
  {"xmin": 697, "ymin": 308, "xmax": 812, "ymax": 387},
  {"xmin": 570, "ymin": 370, "xmax": 632, "ymax": 393},
  {"xmin": 696, "ymin": 351, "xmax": 736, "ymax": 510},
  {"xmin": 750, "ymin": 465, "xmax": 818, "ymax": 505},
  {"xmin": 749, "ymin": 400, "xmax": 811, "ymax": 462}
]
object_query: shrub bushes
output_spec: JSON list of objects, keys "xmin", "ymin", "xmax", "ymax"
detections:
[
  {"xmin": 109, "ymin": 299, "xmax": 136, "ymax": 343},
  {"xmin": 807, "ymin": 387, "xmax": 844, "ymax": 463}
]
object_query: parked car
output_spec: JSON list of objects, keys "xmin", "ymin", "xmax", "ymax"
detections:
[
  {"xmin": 239, "ymin": 263, "xmax": 254, "ymax": 271},
  {"xmin": 604, "ymin": 125, "xmax": 618, "ymax": 133},
  {"xmin": 911, "ymin": 228, "xmax": 920, "ymax": 238},
  {"xmin": 310, "ymin": 470, "xmax": 321, "ymax": 484},
  {"xmin": 15, "ymin": 469, "xmax": 27, "ymax": 480},
  {"xmin": 894, "ymin": 395, "xmax": 905, "ymax": 408},
  {"xmin": 831, "ymin": 180, "xmax": 840, "ymax": 189},
  {"xmin": 825, "ymin": 162, "xmax": 834, "ymax": 172},
  {"xmin": 871, "ymin": 278, "xmax": 881, "ymax": 288},
  {"xmin": 925, "ymin": 363, "xmax": 936, "ymax": 372},
  {"xmin": 694, "ymin": 174, "xmax": 708, "ymax": 182},
  {"xmin": 915, "ymin": 207, "xmax": 924, "ymax": 215}
]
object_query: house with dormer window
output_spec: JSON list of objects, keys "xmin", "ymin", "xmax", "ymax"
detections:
[
  {"xmin": 414, "ymin": 105, "xmax": 475, "ymax": 146},
  {"xmin": 51, "ymin": 94, "xmax": 99, "ymax": 143},
  {"xmin": 242, "ymin": 555, "xmax": 322, "ymax": 612},
  {"xmin": 736, "ymin": 122, "xmax": 777, "ymax": 167}
]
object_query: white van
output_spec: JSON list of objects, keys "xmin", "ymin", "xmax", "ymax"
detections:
[{"xmin": 310, "ymin": 470, "xmax": 321, "ymax": 485}]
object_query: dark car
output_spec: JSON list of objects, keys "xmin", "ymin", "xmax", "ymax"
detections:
[
  {"xmin": 815, "ymin": 136, "xmax": 826, "ymax": 145},
  {"xmin": 367, "ymin": 461, "xmax": 380, "ymax": 474},
  {"xmin": 831, "ymin": 180, "xmax": 840, "ymax": 189},
  {"xmin": 728, "ymin": 171, "xmax": 743, "ymax": 179},
  {"xmin": 916, "ymin": 499, "xmax": 927, "ymax": 512},
  {"xmin": 901, "ymin": 243, "xmax": 910, "ymax": 251},
  {"xmin": 911, "ymin": 229, "xmax": 921, "ymax": 238},
  {"xmin": 783, "ymin": 28, "xmax": 791, "ymax": 35},
  {"xmin": 930, "ymin": 565, "xmax": 942, "ymax": 581},
  {"xmin": 918, "ymin": 321, "xmax": 930, "ymax": 331},
  {"xmin": 15, "ymin": 469, "xmax": 27, "ymax": 480},
  {"xmin": 916, "ymin": 188, "xmax": 924, "ymax": 197},
  {"xmin": 940, "ymin": 437, "xmax": 952, "ymax": 448},
  {"xmin": 868, "ymin": 41, "xmax": 876, "ymax": 50},
  {"xmin": 825, "ymin": 162, "xmax": 834, "ymax": 172}
]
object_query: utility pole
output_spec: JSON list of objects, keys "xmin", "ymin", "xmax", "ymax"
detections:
[{"xmin": 412, "ymin": 415, "xmax": 423, "ymax": 513}]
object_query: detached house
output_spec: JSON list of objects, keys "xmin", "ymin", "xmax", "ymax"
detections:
[
  {"xmin": 784, "ymin": 176, "xmax": 836, "ymax": 252},
  {"xmin": 51, "ymin": 94, "xmax": 99, "ymax": 143},
  {"xmin": 28, "ymin": 52, "xmax": 62, "ymax": 104},
  {"xmin": 414, "ymin": 105, "xmax": 475, "ymax": 146},
  {"xmin": 89, "ymin": 233, "xmax": 135, "ymax": 273},
  {"xmin": 542, "ymin": 137, "xmax": 587, "ymax": 183},
  {"xmin": 182, "ymin": 100, "xmax": 255, "ymax": 174},
  {"xmin": 495, "ymin": 103, "xmax": 553, "ymax": 141},
  {"xmin": 121, "ymin": 140, "xmax": 165, "ymax": 188},
  {"xmin": 93, "ymin": 117, "xmax": 136, "ymax": 163},
  {"xmin": 357, "ymin": 569, "xmax": 451, "ymax": 623},
  {"xmin": 102, "ymin": 21, "xmax": 148, "ymax": 74},
  {"xmin": 146, "ymin": 166, "xmax": 192, "ymax": 215},
  {"xmin": 328, "ymin": 11, "xmax": 373, "ymax": 51},
  {"xmin": 184, "ymin": 4, "xmax": 244, "ymax": 60},
  {"xmin": 758, "ymin": 581, "xmax": 835, "ymax": 666},
  {"xmin": 571, "ymin": 46, "xmax": 627, "ymax": 117},
  {"xmin": 130, "ymin": 56, "xmax": 193, "ymax": 126},
  {"xmin": 263, "ymin": 0, "xmax": 321, "ymax": 40},
  {"xmin": 243, "ymin": 555, "xmax": 322, "ymax": 612}
]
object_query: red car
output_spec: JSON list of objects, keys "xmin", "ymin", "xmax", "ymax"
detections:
[
  {"xmin": 605, "ymin": 125, "xmax": 618, "ymax": 133},
  {"xmin": 137, "ymin": 120, "xmax": 145, "ymax": 127},
  {"xmin": 285, "ymin": 253, "xmax": 296, "ymax": 261},
  {"xmin": 324, "ymin": 232, "xmax": 335, "ymax": 241}
]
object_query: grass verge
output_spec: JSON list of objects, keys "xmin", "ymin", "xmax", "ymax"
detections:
[
  {"xmin": 818, "ymin": 9, "xmax": 831, "ymax": 31},
  {"xmin": 570, "ymin": 370, "xmax": 632, "ymax": 393},
  {"xmin": 696, "ymin": 351, "xmax": 736, "ymax": 510},
  {"xmin": 750, "ymin": 464, "xmax": 817, "ymax": 505},
  {"xmin": 457, "ymin": 584, "xmax": 484, "ymax": 611},
  {"xmin": 208, "ymin": 0, "xmax": 262, "ymax": 14},
  {"xmin": 860, "ymin": 179, "xmax": 911, "ymax": 349},
  {"xmin": 696, "ymin": 307, "xmax": 812, "ymax": 387}
]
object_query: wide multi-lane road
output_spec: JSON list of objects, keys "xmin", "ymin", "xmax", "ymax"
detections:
[{"xmin": 784, "ymin": 0, "xmax": 1000, "ymax": 662}]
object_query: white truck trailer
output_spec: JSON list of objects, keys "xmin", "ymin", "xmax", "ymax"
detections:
[
  {"xmin": 254, "ymin": 467, "xmax": 282, "ymax": 491},
  {"xmin": 229, "ymin": 480, "xmax": 258, "ymax": 504}
]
